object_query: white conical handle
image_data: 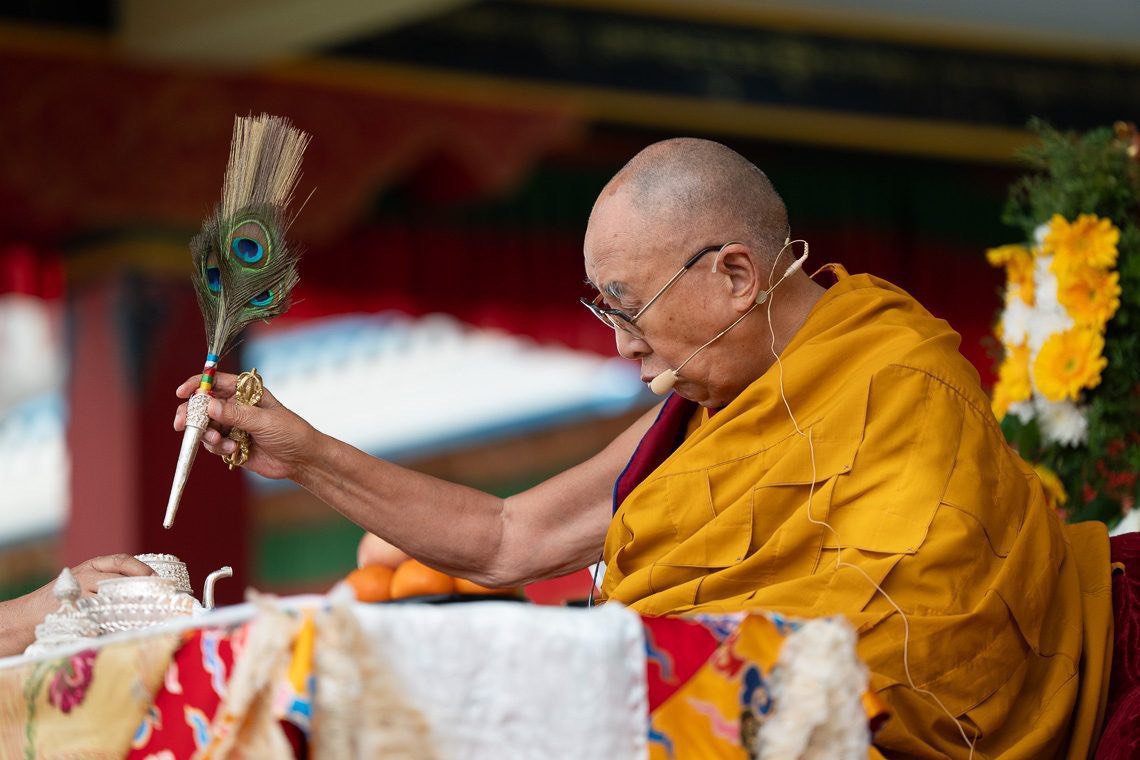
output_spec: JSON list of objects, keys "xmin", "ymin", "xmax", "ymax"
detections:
[{"xmin": 164, "ymin": 393, "xmax": 210, "ymax": 529}]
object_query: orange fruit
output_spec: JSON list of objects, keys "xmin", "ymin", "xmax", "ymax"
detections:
[
  {"xmin": 345, "ymin": 564, "xmax": 395, "ymax": 602},
  {"xmin": 389, "ymin": 559, "xmax": 455, "ymax": 600},
  {"xmin": 454, "ymin": 577, "xmax": 518, "ymax": 597},
  {"xmin": 357, "ymin": 532, "xmax": 410, "ymax": 569}
]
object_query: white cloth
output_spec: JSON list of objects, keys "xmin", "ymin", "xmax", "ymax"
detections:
[{"xmin": 349, "ymin": 601, "xmax": 648, "ymax": 760}]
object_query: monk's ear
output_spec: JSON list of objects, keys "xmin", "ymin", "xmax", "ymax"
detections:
[{"xmin": 712, "ymin": 243, "xmax": 763, "ymax": 306}]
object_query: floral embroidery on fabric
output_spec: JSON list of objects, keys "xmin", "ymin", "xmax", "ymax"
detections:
[
  {"xmin": 132, "ymin": 704, "xmax": 164, "ymax": 748},
  {"xmin": 47, "ymin": 649, "xmax": 97, "ymax": 714},
  {"xmin": 644, "ymin": 626, "xmax": 676, "ymax": 684},
  {"xmin": 164, "ymin": 660, "xmax": 182, "ymax": 695},
  {"xmin": 709, "ymin": 632, "xmax": 746, "ymax": 679},
  {"xmin": 687, "ymin": 697, "xmax": 740, "ymax": 743},
  {"xmin": 201, "ymin": 630, "xmax": 227, "ymax": 698},
  {"xmin": 739, "ymin": 666, "xmax": 772, "ymax": 760},
  {"xmin": 184, "ymin": 705, "xmax": 211, "ymax": 749},
  {"xmin": 648, "ymin": 724, "xmax": 676, "ymax": 758},
  {"xmin": 764, "ymin": 611, "xmax": 802, "ymax": 636},
  {"xmin": 690, "ymin": 612, "xmax": 745, "ymax": 641}
]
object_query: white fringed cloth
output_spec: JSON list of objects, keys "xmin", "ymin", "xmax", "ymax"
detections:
[{"xmin": 334, "ymin": 601, "xmax": 649, "ymax": 759}]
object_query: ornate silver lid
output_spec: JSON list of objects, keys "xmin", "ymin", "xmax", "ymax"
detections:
[
  {"xmin": 24, "ymin": 568, "xmax": 100, "ymax": 656},
  {"xmin": 135, "ymin": 553, "xmax": 193, "ymax": 595}
]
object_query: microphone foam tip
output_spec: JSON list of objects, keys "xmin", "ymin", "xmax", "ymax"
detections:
[{"xmin": 649, "ymin": 370, "xmax": 678, "ymax": 395}]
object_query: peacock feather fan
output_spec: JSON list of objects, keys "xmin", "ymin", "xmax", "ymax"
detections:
[
  {"xmin": 165, "ymin": 113, "xmax": 310, "ymax": 530},
  {"xmin": 190, "ymin": 113, "xmax": 310, "ymax": 359}
]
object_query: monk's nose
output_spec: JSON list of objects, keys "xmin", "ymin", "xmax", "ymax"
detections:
[{"xmin": 615, "ymin": 329, "xmax": 648, "ymax": 360}]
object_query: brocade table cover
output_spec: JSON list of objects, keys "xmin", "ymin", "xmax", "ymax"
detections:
[{"xmin": 0, "ymin": 596, "xmax": 879, "ymax": 759}]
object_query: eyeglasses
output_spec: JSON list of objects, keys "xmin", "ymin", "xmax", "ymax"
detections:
[{"xmin": 580, "ymin": 243, "xmax": 726, "ymax": 339}]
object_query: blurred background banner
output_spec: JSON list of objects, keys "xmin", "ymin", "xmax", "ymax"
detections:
[{"xmin": 0, "ymin": 0, "xmax": 1136, "ymax": 603}]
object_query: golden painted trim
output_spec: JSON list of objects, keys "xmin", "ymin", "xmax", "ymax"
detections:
[
  {"xmin": 270, "ymin": 58, "xmax": 1033, "ymax": 163},
  {"xmin": 534, "ymin": 0, "xmax": 1140, "ymax": 64}
]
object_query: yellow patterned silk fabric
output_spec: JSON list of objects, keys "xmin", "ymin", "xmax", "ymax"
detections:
[
  {"xmin": 601, "ymin": 269, "xmax": 1113, "ymax": 758},
  {"xmin": 0, "ymin": 632, "xmax": 181, "ymax": 758}
]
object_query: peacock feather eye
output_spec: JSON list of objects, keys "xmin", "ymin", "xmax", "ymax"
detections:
[
  {"xmin": 232, "ymin": 237, "xmax": 263, "ymax": 264},
  {"xmin": 250, "ymin": 290, "xmax": 273, "ymax": 307},
  {"xmin": 204, "ymin": 248, "xmax": 222, "ymax": 294},
  {"xmin": 228, "ymin": 218, "xmax": 272, "ymax": 269}
]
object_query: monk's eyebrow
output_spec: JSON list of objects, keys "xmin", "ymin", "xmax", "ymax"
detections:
[
  {"xmin": 604, "ymin": 281, "xmax": 629, "ymax": 302},
  {"xmin": 584, "ymin": 278, "xmax": 629, "ymax": 303}
]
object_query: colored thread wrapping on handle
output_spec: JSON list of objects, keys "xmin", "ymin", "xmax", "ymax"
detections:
[{"xmin": 197, "ymin": 353, "xmax": 221, "ymax": 394}]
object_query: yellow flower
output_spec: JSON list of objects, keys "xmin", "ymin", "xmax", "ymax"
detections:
[
  {"xmin": 986, "ymin": 244, "xmax": 1035, "ymax": 304},
  {"xmin": 1043, "ymin": 213, "xmax": 1120, "ymax": 271},
  {"xmin": 1033, "ymin": 328, "xmax": 1107, "ymax": 401},
  {"xmin": 1057, "ymin": 266, "xmax": 1121, "ymax": 327},
  {"xmin": 991, "ymin": 344, "xmax": 1032, "ymax": 420},
  {"xmin": 1034, "ymin": 464, "xmax": 1069, "ymax": 506},
  {"xmin": 987, "ymin": 244, "xmax": 1027, "ymax": 266}
]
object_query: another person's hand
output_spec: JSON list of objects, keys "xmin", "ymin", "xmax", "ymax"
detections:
[
  {"xmin": 0, "ymin": 554, "xmax": 154, "ymax": 657},
  {"xmin": 174, "ymin": 371, "xmax": 319, "ymax": 481}
]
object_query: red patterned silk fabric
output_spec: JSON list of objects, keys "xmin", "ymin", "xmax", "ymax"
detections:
[{"xmin": 1095, "ymin": 532, "xmax": 1140, "ymax": 760}]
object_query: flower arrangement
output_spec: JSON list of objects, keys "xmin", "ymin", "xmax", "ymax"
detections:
[{"xmin": 988, "ymin": 120, "xmax": 1140, "ymax": 527}]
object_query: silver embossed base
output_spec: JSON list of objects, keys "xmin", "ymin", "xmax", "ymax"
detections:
[
  {"xmin": 24, "ymin": 568, "xmax": 100, "ymax": 656},
  {"xmin": 186, "ymin": 391, "xmax": 210, "ymax": 429},
  {"xmin": 136, "ymin": 553, "xmax": 193, "ymax": 595},
  {"xmin": 78, "ymin": 576, "xmax": 195, "ymax": 635}
]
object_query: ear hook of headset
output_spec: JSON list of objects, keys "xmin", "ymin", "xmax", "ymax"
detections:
[
  {"xmin": 755, "ymin": 239, "xmax": 810, "ymax": 304},
  {"xmin": 711, "ymin": 237, "xmax": 804, "ymax": 276}
]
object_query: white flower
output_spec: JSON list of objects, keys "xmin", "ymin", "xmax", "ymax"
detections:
[
  {"xmin": 1025, "ymin": 303, "xmax": 1073, "ymax": 354},
  {"xmin": 1034, "ymin": 255, "xmax": 1061, "ymax": 312},
  {"xmin": 1035, "ymin": 397, "xmax": 1088, "ymax": 447},
  {"xmin": 1034, "ymin": 223, "xmax": 1051, "ymax": 249},
  {"xmin": 1000, "ymin": 297, "xmax": 1033, "ymax": 347},
  {"xmin": 1009, "ymin": 400, "xmax": 1035, "ymax": 424}
]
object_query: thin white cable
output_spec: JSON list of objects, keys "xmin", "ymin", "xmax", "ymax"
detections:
[{"xmin": 765, "ymin": 245, "xmax": 976, "ymax": 758}]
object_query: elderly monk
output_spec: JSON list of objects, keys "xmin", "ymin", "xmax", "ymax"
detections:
[{"xmin": 176, "ymin": 138, "xmax": 1112, "ymax": 757}]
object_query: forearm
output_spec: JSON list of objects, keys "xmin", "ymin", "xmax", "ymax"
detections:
[
  {"xmin": 0, "ymin": 602, "xmax": 31, "ymax": 657},
  {"xmin": 0, "ymin": 592, "xmax": 50, "ymax": 657},
  {"xmin": 295, "ymin": 431, "xmax": 512, "ymax": 583}
]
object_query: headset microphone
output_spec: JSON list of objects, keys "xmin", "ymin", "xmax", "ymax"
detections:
[
  {"xmin": 646, "ymin": 239, "xmax": 808, "ymax": 396},
  {"xmin": 647, "ymin": 303, "xmax": 759, "ymax": 395},
  {"xmin": 649, "ymin": 369, "xmax": 679, "ymax": 395}
]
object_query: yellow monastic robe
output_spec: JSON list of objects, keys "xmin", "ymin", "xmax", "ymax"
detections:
[{"xmin": 602, "ymin": 269, "xmax": 1113, "ymax": 758}]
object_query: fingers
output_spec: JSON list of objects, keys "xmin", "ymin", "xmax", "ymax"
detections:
[
  {"xmin": 202, "ymin": 428, "xmax": 239, "ymax": 457},
  {"xmin": 206, "ymin": 395, "xmax": 268, "ymax": 436},
  {"xmin": 207, "ymin": 396, "xmax": 240, "ymax": 429},
  {"xmin": 175, "ymin": 375, "xmax": 200, "ymax": 399},
  {"xmin": 85, "ymin": 554, "xmax": 154, "ymax": 577},
  {"xmin": 70, "ymin": 554, "xmax": 155, "ymax": 596},
  {"xmin": 176, "ymin": 371, "xmax": 242, "ymax": 399}
]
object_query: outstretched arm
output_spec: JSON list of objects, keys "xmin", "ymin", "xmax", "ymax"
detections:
[
  {"xmin": 175, "ymin": 373, "xmax": 659, "ymax": 587},
  {"xmin": 0, "ymin": 555, "xmax": 154, "ymax": 657}
]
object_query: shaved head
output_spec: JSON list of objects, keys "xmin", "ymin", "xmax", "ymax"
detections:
[{"xmin": 593, "ymin": 138, "xmax": 789, "ymax": 264}]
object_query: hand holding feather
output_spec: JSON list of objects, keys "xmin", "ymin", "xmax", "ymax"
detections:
[
  {"xmin": 173, "ymin": 371, "xmax": 318, "ymax": 482},
  {"xmin": 165, "ymin": 114, "xmax": 310, "ymax": 529}
]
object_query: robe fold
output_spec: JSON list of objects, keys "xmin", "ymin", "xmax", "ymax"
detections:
[{"xmin": 601, "ymin": 269, "xmax": 1113, "ymax": 758}]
